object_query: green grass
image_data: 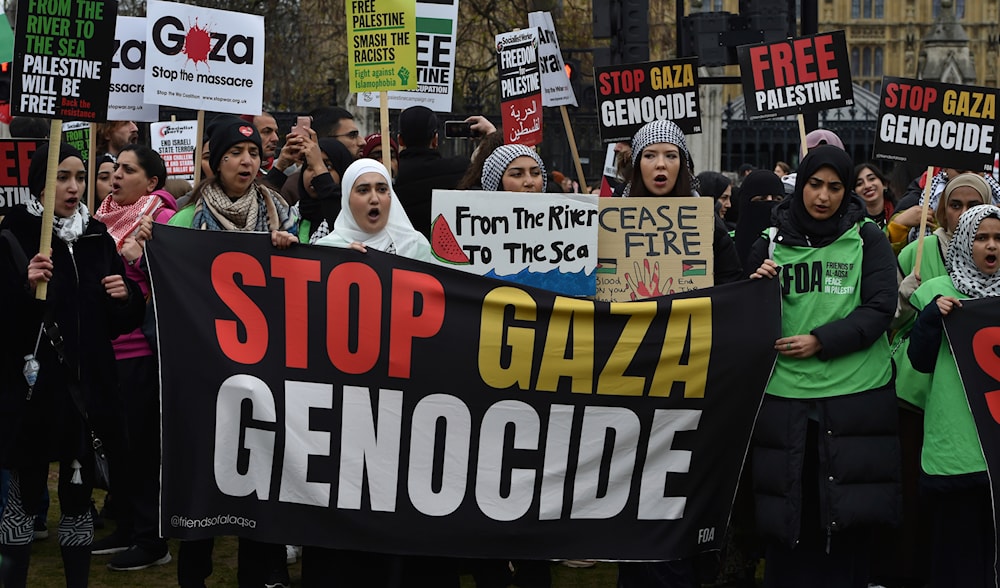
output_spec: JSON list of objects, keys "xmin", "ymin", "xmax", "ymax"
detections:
[{"xmin": 25, "ymin": 466, "xmax": 619, "ymax": 586}]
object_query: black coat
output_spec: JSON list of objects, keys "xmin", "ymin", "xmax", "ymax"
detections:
[
  {"xmin": 0, "ymin": 206, "xmax": 144, "ymax": 467},
  {"xmin": 395, "ymin": 147, "xmax": 469, "ymax": 238}
]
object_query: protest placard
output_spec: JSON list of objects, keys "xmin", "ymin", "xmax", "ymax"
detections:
[
  {"xmin": 737, "ymin": 31, "xmax": 853, "ymax": 120},
  {"xmin": 11, "ymin": 0, "xmax": 118, "ymax": 121},
  {"xmin": 873, "ymin": 77, "xmax": 999, "ymax": 173},
  {"xmin": 357, "ymin": 0, "xmax": 459, "ymax": 112},
  {"xmin": 429, "ymin": 190, "xmax": 598, "ymax": 296},
  {"xmin": 61, "ymin": 121, "xmax": 89, "ymax": 165},
  {"xmin": 595, "ymin": 197, "xmax": 714, "ymax": 302},
  {"xmin": 151, "ymin": 120, "xmax": 198, "ymax": 180},
  {"xmin": 109, "ymin": 16, "xmax": 157, "ymax": 122},
  {"xmin": 0, "ymin": 139, "xmax": 39, "ymax": 214},
  {"xmin": 595, "ymin": 58, "xmax": 701, "ymax": 143},
  {"xmin": 497, "ymin": 29, "xmax": 542, "ymax": 146},
  {"xmin": 528, "ymin": 11, "xmax": 577, "ymax": 108},
  {"xmin": 144, "ymin": 1, "xmax": 264, "ymax": 115},
  {"xmin": 147, "ymin": 225, "xmax": 781, "ymax": 561},
  {"xmin": 347, "ymin": 0, "xmax": 418, "ymax": 93}
]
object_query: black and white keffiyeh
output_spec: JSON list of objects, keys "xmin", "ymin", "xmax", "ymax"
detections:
[
  {"xmin": 946, "ymin": 204, "xmax": 1000, "ymax": 298},
  {"xmin": 26, "ymin": 198, "xmax": 90, "ymax": 244},
  {"xmin": 480, "ymin": 144, "xmax": 547, "ymax": 192},
  {"xmin": 629, "ymin": 120, "xmax": 692, "ymax": 169},
  {"xmin": 910, "ymin": 171, "xmax": 1000, "ymax": 242}
]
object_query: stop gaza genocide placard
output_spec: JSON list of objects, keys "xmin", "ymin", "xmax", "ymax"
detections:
[
  {"xmin": 737, "ymin": 31, "xmax": 853, "ymax": 120},
  {"xmin": 873, "ymin": 77, "xmax": 999, "ymax": 173}
]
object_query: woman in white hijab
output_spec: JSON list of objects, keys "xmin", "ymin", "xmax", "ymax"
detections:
[{"xmin": 315, "ymin": 158, "xmax": 432, "ymax": 261}]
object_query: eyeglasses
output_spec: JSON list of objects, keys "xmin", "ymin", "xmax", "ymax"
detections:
[{"xmin": 333, "ymin": 130, "xmax": 361, "ymax": 139}]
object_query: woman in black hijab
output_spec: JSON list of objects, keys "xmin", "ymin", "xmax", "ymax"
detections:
[
  {"xmin": 746, "ymin": 145, "xmax": 900, "ymax": 587},
  {"xmin": 733, "ymin": 170, "xmax": 785, "ymax": 269},
  {"xmin": 295, "ymin": 136, "xmax": 355, "ymax": 243}
]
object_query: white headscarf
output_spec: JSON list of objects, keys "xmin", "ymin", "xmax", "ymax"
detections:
[
  {"xmin": 946, "ymin": 204, "xmax": 1000, "ymax": 298},
  {"xmin": 315, "ymin": 159, "xmax": 431, "ymax": 260}
]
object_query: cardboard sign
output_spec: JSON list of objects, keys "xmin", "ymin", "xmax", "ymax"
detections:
[
  {"xmin": 594, "ymin": 58, "xmax": 701, "ymax": 144},
  {"xmin": 873, "ymin": 77, "xmax": 999, "ymax": 173},
  {"xmin": 61, "ymin": 121, "xmax": 89, "ymax": 166},
  {"xmin": 496, "ymin": 29, "xmax": 542, "ymax": 146},
  {"xmin": 11, "ymin": 0, "xmax": 119, "ymax": 121},
  {"xmin": 429, "ymin": 190, "xmax": 598, "ymax": 296},
  {"xmin": 357, "ymin": 0, "xmax": 459, "ymax": 112},
  {"xmin": 144, "ymin": 1, "xmax": 265, "ymax": 115},
  {"xmin": 108, "ymin": 16, "xmax": 157, "ymax": 122},
  {"xmin": 736, "ymin": 31, "xmax": 853, "ymax": 120},
  {"xmin": 595, "ymin": 197, "xmax": 714, "ymax": 302},
  {"xmin": 0, "ymin": 139, "xmax": 39, "ymax": 214},
  {"xmin": 527, "ymin": 11, "xmax": 577, "ymax": 108},
  {"xmin": 347, "ymin": 0, "xmax": 418, "ymax": 93},
  {"xmin": 151, "ymin": 120, "xmax": 198, "ymax": 180}
]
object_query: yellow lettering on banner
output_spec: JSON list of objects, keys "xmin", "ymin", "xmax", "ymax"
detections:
[
  {"xmin": 650, "ymin": 63, "xmax": 694, "ymax": 90},
  {"xmin": 942, "ymin": 90, "xmax": 996, "ymax": 119},
  {"xmin": 536, "ymin": 298, "xmax": 595, "ymax": 393},
  {"xmin": 597, "ymin": 302, "xmax": 657, "ymax": 396},
  {"xmin": 650, "ymin": 298, "xmax": 712, "ymax": 398},
  {"xmin": 479, "ymin": 287, "xmax": 536, "ymax": 390}
]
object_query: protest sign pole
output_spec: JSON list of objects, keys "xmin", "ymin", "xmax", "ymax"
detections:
[
  {"xmin": 560, "ymin": 106, "xmax": 589, "ymax": 192},
  {"xmin": 797, "ymin": 114, "xmax": 808, "ymax": 159},
  {"xmin": 87, "ymin": 124, "xmax": 97, "ymax": 211},
  {"xmin": 380, "ymin": 92, "xmax": 391, "ymax": 179},
  {"xmin": 36, "ymin": 119, "xmax": 64, "ymax": 301},
  {"xmin": 193, "ymin": 110, "xmax": 205, "ymax": 186},
  {"xmin": 912, "ymin": 164, "xmax": 935, "ymax": 280}
]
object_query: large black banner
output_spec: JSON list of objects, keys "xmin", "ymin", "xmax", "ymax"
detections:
[
  {"xmin": 146, "ymin": 225, "xmax": 780, "ymax": 561},
  {"xmin": 944, "ymin": 297, "xmax": 1000, "ymax": 584}
]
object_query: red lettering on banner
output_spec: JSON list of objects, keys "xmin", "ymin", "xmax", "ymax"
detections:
[
  {"xmin": 750, "ymin": 35, "xmax": 839, "ymax": 90},
  {"xmin": 813, "ymin": 34, "xmax": 837, "ymax": 80},
  {"xmin": 388, "ymin": 269, "xmax": 446, "ymax": 379},
  {"xmin": 598, "ymin": 69, "xmax": 646, "ymax": 95},
  {"xmin": 213, "ymin": 252, "xmax": 268, "ymax": 364},
  {"xmin": 0, "ymin": 142, "xmax": 36, "ymax": 185},
  {"xmin": 883, "ymin": 82, "xmax": 938, "ymax": 111},
  {"xmin": 271, "ymin": 256, "xmax": 321, "ymax": 369},
  {"xmin": 972, "ymin": 326, "xmax": 1000, "ymax": 424},
  {"xmin": 327, "ymin": 262, "xmax": 382, "ymax": 374}
]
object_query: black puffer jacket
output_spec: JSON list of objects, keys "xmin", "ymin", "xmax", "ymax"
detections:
[
  {"xmin": 0, "ymin": 206, "xmax": 144, "ymax": 467},
  {"xmin": 395, "ymin": 147, "xmax": 469, "ymax": 238}
]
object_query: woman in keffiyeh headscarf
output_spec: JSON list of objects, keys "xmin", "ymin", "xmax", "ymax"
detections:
[{"xmin": 906, "ymin": 204, "xmax": 1000, "ymax": 588}]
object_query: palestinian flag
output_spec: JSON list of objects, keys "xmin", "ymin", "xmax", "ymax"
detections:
[{"xmin": 682, "ymin": 260, "xmax": 706, "ymax": 276}]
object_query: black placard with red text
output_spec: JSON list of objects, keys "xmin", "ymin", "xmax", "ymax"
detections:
[
  {"xmin": 944, "ymin": 297, "xmax": 1000, "ymax": 584},
  {"xmin": 873, "ymin": 77, "xmax": 999, "ymax": 173},
  {"xmin": 594, "ymin": 58, "xmax": 701, "ymax": 143},
  {"xmin": 11, "ymin": 0, "xmax": 118, "ymax": 121},
  {"xmin": 0, "ymin": 139, "xmax": 40, "ymax": 214},
  {"xmin": 146, "ymin": 225, "xmax": 780, "ymax": 561},
  {"xmin": 496, "ymin": 29, "xmax": 543, "ymax": 147},
  {"xmin": 736, "ymin": 31, "xmax": 853, "ymax": 120}
]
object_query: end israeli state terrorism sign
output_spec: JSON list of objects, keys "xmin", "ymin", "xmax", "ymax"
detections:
[
  {"xmin": 737, "ymin": 31, "xmax": 853, "ymax": 120},
  {"xmin": 12, "ymin": 0, "xmax": 118, "ymax": 121},
  {"xmin": 873, "ymin": 77, "xmax": 1000, "ymax": 173},
  {"xmin": 595, "ymin": 58, "xmax": 701, "ymax": 144},
  {"xmin": 144, "ymin": 1, "xmax": 265, "ymax": 115},
  {"xmin": 146, "ymin": 225, "xmax": 781, "ymax": 561},
  {"xmin": 347, "ymin": 0, "xmax": 418, "ymax": 93}
]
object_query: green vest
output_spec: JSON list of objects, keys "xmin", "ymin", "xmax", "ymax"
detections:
[
  {"xmin": 168, "ymin": 205, "xmax": 195, "ymax": 228},
  {"xmin": 910, "ymin": 275, "xmax": 987, "ymax": 476},
  {"xmin": 893, "ymin": 234, "xmax": 947, "ymax": 409},
  {"xmin": 766, "ymin": 222, "xmax": 892, "ymax": 399}
]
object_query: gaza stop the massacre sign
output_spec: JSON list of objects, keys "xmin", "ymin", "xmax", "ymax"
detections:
[
  {"xmin": 737, "ymin": 31, "xmax": 853, "ymax": 120},
  {"xmin": 146, "ymin": 225, "xmax": 780, "ymax": 561},
  {"xmin": 873, "ymin": 77, "xmax": 999, "ymax": 173}
]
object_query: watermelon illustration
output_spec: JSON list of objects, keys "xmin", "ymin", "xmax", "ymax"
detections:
[{"xmin": 430, "ymin": 214, "xmax": 471, "ymax": 264}]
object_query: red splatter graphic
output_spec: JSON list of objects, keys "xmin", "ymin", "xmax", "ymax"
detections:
[{"xmin": 183, "ymin": 19, "xmax": 212, "ymax": 67}]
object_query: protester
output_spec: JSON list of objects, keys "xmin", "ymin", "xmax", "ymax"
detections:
[
  {"xmin": 696, "ymin": 171, "xmax": 734, "ymax": 224},
  {"xmin": 853, "ymin": 163, "xmax": 895, "ymax": 229},
  {"xmin": 480, "ymin": 143, "xmax": 546, "ymax": 193},
  {"xmin": 168, "ymin": 117, "xmax": 297, "ymax": 588},
  {"xmin": 89, "ymin": 144, "xmax": 176, "ymax": 572},
  {"xmin": 0, "ymin": 143, "xmax": 144, "ymax": 588},
  {"xmin": 311, "ymin": 106, "xmax": 366, "ymax": 157},
  {"xmin": 773, "ymin": 161, "xmax": 791, "ymax": 178},
  {"xmin": 94, "ymin": 155, "xmax": 115, "ymax": 205},
  {"xmin": 907, "ymin": 204, "xmax": 1000, "ymax": 588},
  {"xmin": 748, "ymin": 145, "xmax": 900, "ymax": 587},
  {"xmin": 455, "ymin": 131, "xmax": 504, "ymax": 190},
  {"xmin": 733, "ymin": 169, "xmax": 785, "ymax": 274},
  {"xmin": 361, "ymin": 133, "xmax": 399, "ymax": 177},
  {"xmin": 294, "ymin": 135, "xmax": 355, "ymax": 243},
  {"xmin": 96, "ymin": 121, "xmax": 139, "ymax": 160},
  {"xmin": 394, "ymin": 107, "xmax": 495, "ymax": 237},
  {"xmin": 242, "ymin": 112, "xmax": 280, "ymax": 162}
]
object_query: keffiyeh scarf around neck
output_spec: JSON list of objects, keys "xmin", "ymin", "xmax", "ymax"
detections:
[
  {"xmin": 26, "ymin": 198, "xmax": 90, "ymax": 244},
  {"xmin": 95, "ymin": 191, "xmax": 165, "ymax": 250},
  {"xmin": 946, "ymin": 204, "xmax": 1000, "ymax": 298},
  {"xmin": 192, "ymin": 181, "xmax": 296, "ymax": 233}
]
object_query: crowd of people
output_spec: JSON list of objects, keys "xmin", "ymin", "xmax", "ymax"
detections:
[{"xmin": 0, "ymin": 101, "xmax": 998, "ymax": 588}]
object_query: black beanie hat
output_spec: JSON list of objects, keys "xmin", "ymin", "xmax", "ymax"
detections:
[
  {"xmin": 28, "ymin": 143, "xmax": 85, "ymax": 198},
  {"xmin": 208, "ymin": 116, "xmax": 262, "ymax": 173},
  {"xmin": 397, "ymin": 106, "xmax": 438, "ymax": 147}
]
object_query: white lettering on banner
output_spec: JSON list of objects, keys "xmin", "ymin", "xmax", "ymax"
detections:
[
  {"xmin": 601, "ymin": 92, "xmax": 698, "ymax": 127},
  {"xmin": 879, "ymin": 113, "xmax": 995, "ymax": 155},
  {"xmin": 752, "ymin": 79, "xmax": 842, "ymax": 111},
  {"xmin": 211, "ymin": 378, "xmax": 704, "ymax": 521},
  {"xmin": 500, "ymin": 46, "xmax": 535, "ymax": 69}
]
